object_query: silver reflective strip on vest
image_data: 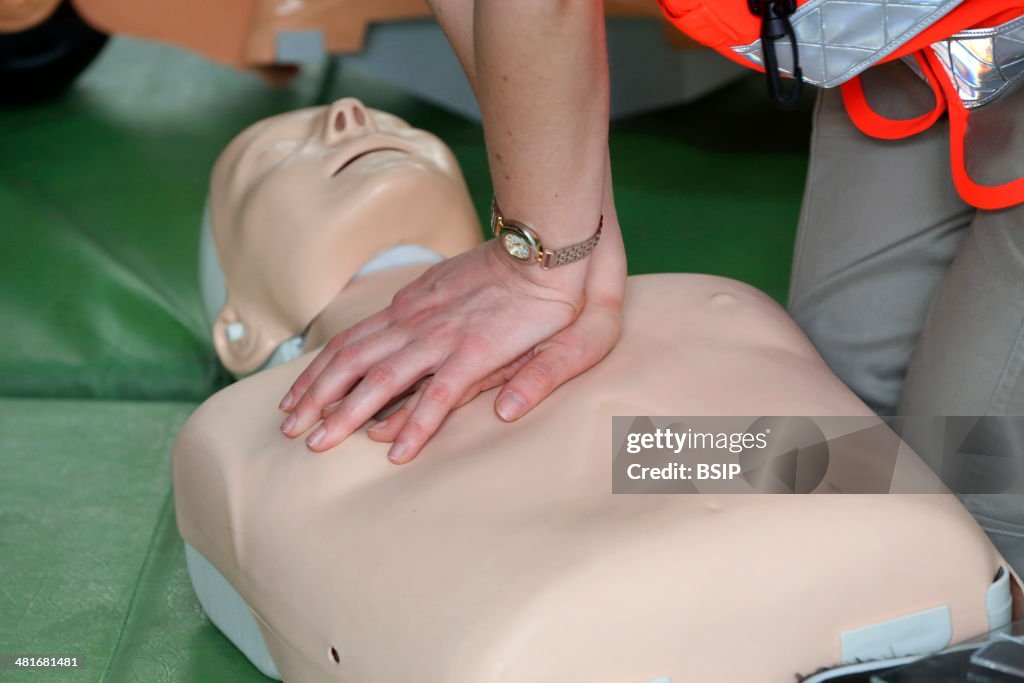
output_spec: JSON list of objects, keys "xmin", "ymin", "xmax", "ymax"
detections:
[
  {"xmin": 733, "ymin": 0, "xmax": 964, "ymax": 88},
  {"xmin": 927, "ymin": 16, "xmax": 1024, "ymax": 108}
]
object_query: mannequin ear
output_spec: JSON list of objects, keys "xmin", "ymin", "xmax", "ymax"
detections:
[{"xmin": 213, "ymin": 303, "xmax": 268, "ymax": 376}]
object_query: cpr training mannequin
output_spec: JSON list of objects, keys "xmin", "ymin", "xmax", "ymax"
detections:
[{"xmin": 175, "ymin": 99, "xmax": 1021, "ymax": 683}]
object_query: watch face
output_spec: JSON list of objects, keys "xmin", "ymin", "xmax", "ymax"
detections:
[
  {"xmin": 498, "ymin": 222, "xmax": 539, "ymax": 263},
  {"xmin": 502, "ymin": 232, "xmax": 532, "ymax": 260}
]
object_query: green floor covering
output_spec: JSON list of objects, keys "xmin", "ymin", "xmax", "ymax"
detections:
[
  {"xmin": 0, "ymin": 36, "xmax": 812, "ymax": 402},
  {"xmin": 0, "ymin": 399, "xmax": 256, "ymax": 682},
  {"xmin": 0, "ymin": 32, "xmax": 813, "ymax": 682}
]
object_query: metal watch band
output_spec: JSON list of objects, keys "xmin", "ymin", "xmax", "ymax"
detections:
[
  {"xmin": 545, "ymin": 224, "xmax": 603, "ymax": 268},
  {"xmin": 490, "ymin": 197, "xmax": 603, "ymax": 270}
]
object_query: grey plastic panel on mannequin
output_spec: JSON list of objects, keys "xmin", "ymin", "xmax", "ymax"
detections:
[{"xmin": 178, "ymin": 100, "xmax": 1022, "ymax": 683}]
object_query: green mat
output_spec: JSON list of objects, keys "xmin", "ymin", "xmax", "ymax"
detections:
[
  {"xmin": 0, "ymin": 36, "xmax": 811, "ymax": 403},
  {"xmin": 0, "ymin": 398, "xmax": 261, "ymax": 682}
]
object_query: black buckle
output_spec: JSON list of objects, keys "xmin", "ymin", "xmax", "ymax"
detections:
[{"xmin": 748, "ymin": 0, "xmax": 803, "ymax": 109}]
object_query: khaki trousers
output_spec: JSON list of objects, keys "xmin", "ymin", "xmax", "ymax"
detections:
[{"xmin": 788, "ymin": 68, "xmax": 1024, "ymax": 570}]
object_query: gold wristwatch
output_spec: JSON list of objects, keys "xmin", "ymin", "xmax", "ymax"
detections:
[{"xmin": 490, "ymin": 197, "xmax": 603, "ymax": 270}]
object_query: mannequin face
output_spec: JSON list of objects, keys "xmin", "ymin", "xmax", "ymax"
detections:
[
  {"xmin": 218, "ymin": 97, "xmax": 464, "ymax": 215},
  {"xmin": 209, "ymin": 97, "xmax": 481, "ymax": 374}
]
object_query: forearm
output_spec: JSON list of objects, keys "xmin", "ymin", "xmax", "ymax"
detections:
[
  {"xmin": 475, "ymin": 0, "xmax": 608, "ymax": 243},
  {"xmin": 430, "ymin": 0, "xmax": 614, "ymax": 292},
  {"xmin": 286, "ymin": 3, "xmax": 625, "ymax": 454}
]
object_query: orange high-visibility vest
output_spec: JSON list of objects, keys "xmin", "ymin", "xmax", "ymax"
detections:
[{"xmin": 657, "ymin": 0, "xmax": 1024, "ymax": 209}]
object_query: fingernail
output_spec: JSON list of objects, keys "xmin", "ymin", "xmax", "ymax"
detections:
[
  {"xmin": 321, "ymin": 400, "xmax": 342, "ymax": 417},
  {"xmin": 279, "ymin": 392, "xmax": 295, "ymax": 412},
  {"xmin": 496, "ymin": 391, "xmax": 526, "ymax": 422},
  {"xmin": 387, "ymin": 442, "xmax": 407, "ymax": 463},
  {"xmin": 281, "ymin": 413, "xmax": 297, "ymax": 434},
  {"xmin": 368, "ymin": 418, "xmax": 389, "ymax": 433},
  {"xmin": 307, "ymin": 426, "xmax": 326, "ymax": 449}
]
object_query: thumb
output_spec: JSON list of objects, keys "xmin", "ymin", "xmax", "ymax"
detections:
[
  {"xmin": 494, "ymin": 344, "xmax": 567, "ymax": 422},
  {"xmin": 495, "ymin": 307, "xmax": 620, "ymax": 422}
]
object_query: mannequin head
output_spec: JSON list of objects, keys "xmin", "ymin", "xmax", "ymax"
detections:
[{"xmin": 208, "ymin": 97, "xmax": 481, "ymax": 374}]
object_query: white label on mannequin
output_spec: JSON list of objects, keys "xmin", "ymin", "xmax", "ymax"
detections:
[
  {"xmin": 840, "ymin": 605, "xmax": 952, "ymax": 663},
  {"xmin": 986, "ymin": 566, "xmax": 1013, "ymax": 632}
]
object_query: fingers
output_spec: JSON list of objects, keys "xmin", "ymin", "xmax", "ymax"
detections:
[
  {"xmin": 367, "ymin": 361, "xmax": 519, "ymax": 444},
  {"xmin": 494, "ymin": 305, "xmax": 621, "ymax": 423},
  {"xmin": 281, "ymin": 329, "xmax": 407, "ymax": 438},
  {"xmin": 367, "ymin": 385, "xmax": 421, "ymax": 443},
  {"xmin": 454, "ymin": 360, "xmax": 525, "ymax": 409},
  {"xmin": 302, "ymin": 304, "xmax": 621, "ymax": 460},
  {"xmin": 304, "ymin": 345, "xmax": 440, "ymax": 452},
  {"xmin": 278, "ymin": 310, "xmax": 391, "ymax": 412},
  {"xmin": 382, "ymin": 361, "xmax": 484, "ymax": 465}
]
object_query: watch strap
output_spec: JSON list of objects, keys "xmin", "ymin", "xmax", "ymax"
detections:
[{"xmin": 541, "ymin": 223, "xmax": 603, "ymax": 269}]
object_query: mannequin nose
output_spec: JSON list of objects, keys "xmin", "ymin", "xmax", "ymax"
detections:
[{"xmin": 324, "ymin": 98, "xmax": 376, "ymax": 144}]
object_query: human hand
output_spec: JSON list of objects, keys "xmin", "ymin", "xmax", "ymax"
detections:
[
  {"xmin": 365, "ymin": 287, "xmax": 622, "ymax": 442},
  {"xmin": 367, "ymin": 221, "xmax": 626, "ymax": 446},
  {"xmin": 278, "ymin": 239, "xmax": 590, "ymax": 462}
]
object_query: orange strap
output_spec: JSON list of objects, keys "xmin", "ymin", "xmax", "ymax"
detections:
[
  {"xmin": 839, "ymin": 52, "xmax": 946, "ymax": 140},
  {"xmin": 923, "ymin": 49, "xmax": 1024, "ymax": 209}
]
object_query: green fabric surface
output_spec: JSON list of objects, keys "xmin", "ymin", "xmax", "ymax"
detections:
[
  {"xmin": 99, "ymin": 501, "xmax": 265, "ymax": 683},
  {"xmin": 610, "ymin": 81, "xmax": 812, "ymax": 296},
  {"xmin": 0, "ymin": 399, "xmax": 231, "ymax": 681},
  {"xmin": 0, "ymin": 397, "xmax": 266, "ymax": 682},
  {"xmin": 0, "ymin": 38, "xmax": 326, "ymax": 401},
  {"xmin": 0, "ymin": 36, "xmax": 811, "ymax": 402}
]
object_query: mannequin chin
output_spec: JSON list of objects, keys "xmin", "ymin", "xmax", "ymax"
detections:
[{"xmin": 177, "ymin": 102, "xmax": 1022, "ymax": 682}]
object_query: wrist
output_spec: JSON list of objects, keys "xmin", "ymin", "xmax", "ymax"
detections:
[
  {"xmin": 490, "ymin": 196, "xmax": 602, "ymax": 276},
  {"xmin": 521, "ymin": 247, "xmax": 591, "ymax": 290},
  {"xmin": 487, "ymin": 238, "xmax": 589, "ymax": 299}
]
